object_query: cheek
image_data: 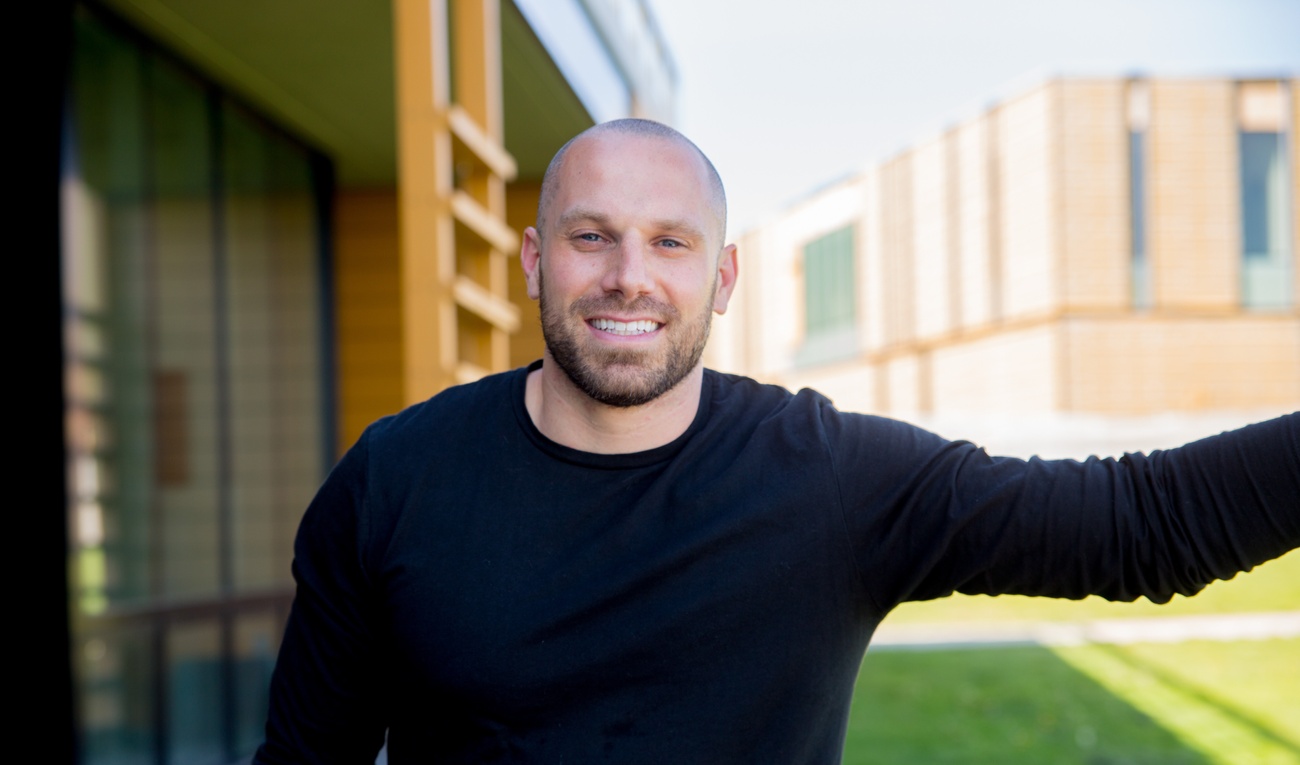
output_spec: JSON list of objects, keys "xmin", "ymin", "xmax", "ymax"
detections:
[
  {"xmin": 661, "ymin": 264, "xmax": 716, "ymax": 305},
  {"xmin": 536, "ymin": 265, "xmax": 573, "ymax": 304}
]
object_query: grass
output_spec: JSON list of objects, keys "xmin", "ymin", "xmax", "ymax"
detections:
[
  {"xmin": 846, "ymin": 640, "xmax": 1300, "ymax": 765},
  {"xmin": 841, "ymin": 550, "xmax": 1300, "ymax": 764},
  {"xmin": 845, "ymin": 646, "xmax": 1209, "ymax": 764},
  {"xmin": 1055, "ymin": 640, "xmax": 1300, "ymax": 765}
]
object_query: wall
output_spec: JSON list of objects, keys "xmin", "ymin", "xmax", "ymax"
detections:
[
  {"xmin": 334, "ymin": 190, "xmax": 403, "ymax": 452},
  {"xmin": 725, "ymin": 76, "xmax": 1300, "ymax": 420}
]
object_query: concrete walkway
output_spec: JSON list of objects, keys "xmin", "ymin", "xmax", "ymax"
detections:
[{"xmin": 869, "ymin": 610, "xmax": 1300, "ymax": 651}]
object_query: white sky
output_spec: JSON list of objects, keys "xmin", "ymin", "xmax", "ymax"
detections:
[{"xmin": 647, "ymin": 0, "xmax": 1300, "ymax": 238}]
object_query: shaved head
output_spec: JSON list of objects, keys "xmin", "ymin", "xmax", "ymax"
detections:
[{"xmin": 537, "ymin": 119, "xmax": 728, "ymax": 243}]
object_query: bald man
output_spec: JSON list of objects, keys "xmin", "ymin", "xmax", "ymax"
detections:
[{"xmin": 256, "ymin": 119, "xmax": 1299, "ymax": 765}]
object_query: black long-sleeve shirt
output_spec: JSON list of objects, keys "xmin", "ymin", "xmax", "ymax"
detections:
[{"xmin": 256, "ymin": 364, "xmax": 1299, "ymax": 764}]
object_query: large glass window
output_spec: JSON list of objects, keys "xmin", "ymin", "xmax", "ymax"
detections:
[
  {"xmin": 797, "ymin": 225, "xmax": 858, "ymax": 366},
  {"xmin": 1128, "ymin": 81, "xmax": 1152, "ymax": 309},
  {"xmin": 1239, "ymin": 81, "xmax": 1293, "ymax": 309},
  {"xmin": 1129, "ymin": 129, "xmax": 1151, "ymax": 308},
  {"xmin": 1240, "ymin": 131, "xmax": 1291, "ymax": 308},
  {"xmin": 63, "ymin": 7, "xmax": 331, "ymax": 763}
]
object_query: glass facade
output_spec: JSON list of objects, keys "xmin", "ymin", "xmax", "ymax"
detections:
[
  {"xmin": 1240, "ymin": 130, "xmax": 1292, "ymax": 308},
  {"xmin": 1127, "ymin": 80, "xmax": 1152, "ymax": 310},
  {"xmin": 797, "ymin": 225, "xmax": 858, "ymax": 367},
  {"xmin": 63, "ymin": 7, "xmax": 331, "ymax": 763},
  {"xmin": 1129, "ymin": 129, "xmax": 1152, "ymax": 309}
]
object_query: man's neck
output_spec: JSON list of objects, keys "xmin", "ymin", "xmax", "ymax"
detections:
[{"xmin": 524, "ymin": 356, "xmax": 704, "ymax": 455}]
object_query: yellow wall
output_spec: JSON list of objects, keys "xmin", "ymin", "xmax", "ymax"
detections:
[
  {"xmin": 333, "ymin": 181, "xmax": 541, "ymax": 454},
  {"xmin": 506, "ymin": 181, "xmax": 545, "ymax": 368},
  {"xmin": 334, "ymin": 189, "xmax": 403, "ymax": 453}
]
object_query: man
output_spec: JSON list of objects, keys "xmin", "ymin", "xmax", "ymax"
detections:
[{"xmin": 256, "ymin": 119, "xmax": 1299, "ymax": 764}]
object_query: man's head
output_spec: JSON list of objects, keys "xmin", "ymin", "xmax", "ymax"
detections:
[
  {"xmin": 537, "ymin": 119, "xmax": 728, "ymax": 245},
  {"xmin": 521, "ymin": 120, "xmax": 738, "ymax": 408}
]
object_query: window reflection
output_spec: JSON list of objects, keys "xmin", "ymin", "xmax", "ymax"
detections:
[{"xmin": 64, "ymin": 6, "xmax": 328, "ymax": 762}]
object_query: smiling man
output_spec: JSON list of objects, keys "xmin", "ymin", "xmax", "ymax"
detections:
[
  {"xmin": 521, "ymin": 120, "xmax": 736, "ymax": 451},
  {"xmin": 256, "ymin": 120, "xmax": 1299, "ymax": 765}
]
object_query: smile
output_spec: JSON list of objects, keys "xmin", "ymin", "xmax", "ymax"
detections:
[{"xmin": 588, "ymin": 318, "xmax": 661, "ymax": 336}]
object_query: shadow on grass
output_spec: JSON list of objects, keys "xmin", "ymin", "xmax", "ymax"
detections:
[
  {"xmin": 1091, "ymin": 642, "xmax": 1300, "ymax": 759},
  {"xmin": 844, "ymin": 645, "xmax": 1211, "ymax": 765}
]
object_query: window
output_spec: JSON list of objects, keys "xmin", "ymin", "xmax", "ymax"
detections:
[
  {"xmin": 1128, "ymin": 80, "xmax": 1152, "ymax": 309},
  {"xmin": 797, "ymin": 225, "xmax": 857, "ymax": 366},
  {"xmin": 1239, "ymin": 82, "xmax": 1293, "ymax": 308},
  {"xmin": 64, "ymin": 7, "xmax": 332, "ymax": 762}
]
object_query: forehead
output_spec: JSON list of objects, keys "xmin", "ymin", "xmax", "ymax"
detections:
[{"xmin": 549, "ymin": 133, "xmax": 723, "ymax": 237}]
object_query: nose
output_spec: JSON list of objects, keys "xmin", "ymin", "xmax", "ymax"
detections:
[{"xmin": 602, "ymin": 235, "xmax": 654, "ymax": 299}]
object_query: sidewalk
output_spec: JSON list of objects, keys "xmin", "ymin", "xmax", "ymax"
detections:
[{"xmin": 869, "ymin": 610, "xmax": 1300, "ymax": 651}]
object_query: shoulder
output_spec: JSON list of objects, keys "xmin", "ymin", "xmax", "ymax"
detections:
[
  {"xmin": 706, "ymin": 368, "xmax": 828, "ymax": 419},
  {"xmin": 705, "ymin": 368, "xmax": 931, "ymax": 444},
  {"xmin": 357, "ymin": 365, "xmax": 527, "ymax": 458},
  {"xmin": 317, "ymin": 366, "xmax": 530, "ymax": 562}
]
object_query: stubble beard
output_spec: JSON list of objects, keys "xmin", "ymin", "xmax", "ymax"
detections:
[{"xmin": 538, "ymin": 268, "xmax": 715, "ymax": 408}]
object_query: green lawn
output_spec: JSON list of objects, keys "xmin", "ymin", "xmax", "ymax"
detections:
[
  {"xmin": 847, "ymin": 640, "xmax": 1300, "ymax": 765},
  {"xmin": 842, "ymin": 550, "xmax": 1300, "ymax": 764},
  {"xmin": 1055, "ymin": 640, "xmax": 1300, "ymax": 765},
  {"xmin": 845, "ymin": 646, "xmax": 1210, "ymax": 765}
]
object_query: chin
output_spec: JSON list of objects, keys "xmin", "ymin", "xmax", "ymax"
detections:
[{"xmin": 569, "ymin": 360, "xmax": 683, "ymax": 408}]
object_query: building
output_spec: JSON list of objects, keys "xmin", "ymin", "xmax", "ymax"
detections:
[
  {"xmin": 52, "ymin": 1, "xmax": 677, "ymax": 761},
  {"xmin": 710, "ymin": 76, "xmax": 1299, "ymax": 456}
]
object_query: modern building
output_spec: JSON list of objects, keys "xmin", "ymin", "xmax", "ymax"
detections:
[
  {"xmin": 709, "ymin": 76, "xmax": 1299, "ymax": 456},
  {"xmin": 53, "ymin": 1, "xmax": 677, "ymax": 761}
]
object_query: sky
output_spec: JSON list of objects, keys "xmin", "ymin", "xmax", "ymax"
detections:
[{"xmin": 647, "ymin": 0, "xmax": 1300, "ymax": 238}]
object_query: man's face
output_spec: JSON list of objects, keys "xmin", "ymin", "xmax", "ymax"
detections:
[{"xmin": 522, "ymin": 132, "xmax": 737, "ymax": 408}]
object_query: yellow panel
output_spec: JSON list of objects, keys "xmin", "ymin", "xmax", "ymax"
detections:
[
  {"xmin": 395, "ymin": 0, "xmax": 457, "ymax": 402},
  {"xmin": 507, "ymin": 181, "xmax": 545, "ymax": 368},
  {"xmin": 334, "ymin": 190, "xmax": 403, "ymax": 453}
]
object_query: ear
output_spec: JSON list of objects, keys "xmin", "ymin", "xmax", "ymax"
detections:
[
  {"xmin": 521, "ymin": 226, "xmax": 542, "ymax": 301},
  {"xmin": 711, "ymin": 243, "xmax": 739, "ymax": 315}
]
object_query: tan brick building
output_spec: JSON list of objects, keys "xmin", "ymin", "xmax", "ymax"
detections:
[{"xmin": 709, "ymin": 76, "xmax": 1299, "ymax": 454}]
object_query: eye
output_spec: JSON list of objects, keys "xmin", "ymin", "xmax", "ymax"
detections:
[
  {"xmin": 658, "ymin": 238, "xmax": 685, "ymax": 248},
  {"xmin": 576, "ymin": 232, "xmax": 604, "ymax": 243}
]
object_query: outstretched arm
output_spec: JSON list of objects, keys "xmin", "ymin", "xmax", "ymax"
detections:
[{"xmin": 829, "ymin": 411, "xmax": 1300, "ymax": 612}]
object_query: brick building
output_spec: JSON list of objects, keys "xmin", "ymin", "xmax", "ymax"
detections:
[{"xmin": 709, "ymin": 77, "xmax": 1298, "ymax": 455}]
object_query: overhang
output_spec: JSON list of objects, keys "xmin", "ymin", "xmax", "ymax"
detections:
[{"xmin": 97, "ymin": 0, "xmax": 596, "ymax": 186}]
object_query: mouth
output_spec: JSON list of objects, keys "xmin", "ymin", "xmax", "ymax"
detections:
[{"xmin": 587, "ymin": 318, "xmax": 662, "ymax": 336}]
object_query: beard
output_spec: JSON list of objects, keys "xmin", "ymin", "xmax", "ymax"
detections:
[{"xmin": 539, "ymin": 269, "xmax": 715, "ymax": 408}]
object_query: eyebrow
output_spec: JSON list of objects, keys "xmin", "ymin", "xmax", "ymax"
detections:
[{"xmin": 557, "ymin": 208, "xmax": 708, "ymax": 242}]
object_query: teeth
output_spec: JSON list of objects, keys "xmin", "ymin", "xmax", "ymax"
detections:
[{"xmin": 590, "ymin": 318, "xmax": 660, "ymax": 335}]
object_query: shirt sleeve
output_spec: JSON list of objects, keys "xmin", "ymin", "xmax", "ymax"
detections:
[
  {"xmin": 826, "ymin": 409, "xmax": 1300, "ymax": 612},
  {"xmin": 254, "ymin": 429, "xmax": 390, "ymax": 765}
]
